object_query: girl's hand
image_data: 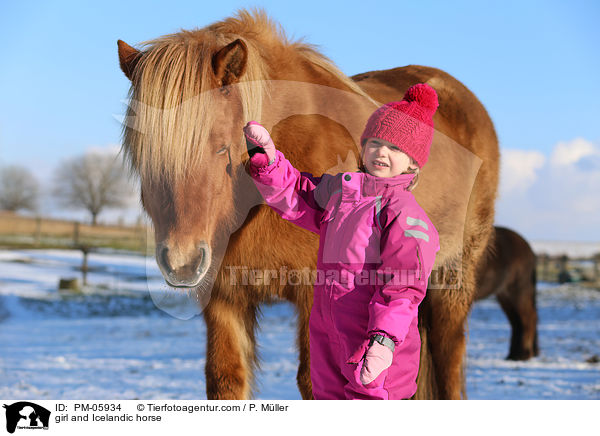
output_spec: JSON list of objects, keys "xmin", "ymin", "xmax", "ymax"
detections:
[
  {"xmin": 243, "ymin": 121, "xmax": 276, "ymax": 167},
  {"xmin": 359, "ymin": 341, "xmax": 393, "ymax": 385}
]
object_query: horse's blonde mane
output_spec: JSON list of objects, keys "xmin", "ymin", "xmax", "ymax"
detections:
[{"xmin": 122, "ymin": 8, "xmax": 375, "ymax": 181}]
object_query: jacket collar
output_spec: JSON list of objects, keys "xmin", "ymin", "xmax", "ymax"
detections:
[{"xmin": 359, "ymin": 171, "xmax": 416, "ymax": 197}]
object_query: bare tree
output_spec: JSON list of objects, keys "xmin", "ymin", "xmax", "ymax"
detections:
[
  {"xmin": 0, "ymin": 165, "xmax": 39, "ymax": 212},
  {"xmin": 53, "ymin": 151, "xmax": 133, "ymax": 225}
]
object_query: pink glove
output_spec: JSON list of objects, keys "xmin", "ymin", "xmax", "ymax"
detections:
[
  {"xmin": 243, "ymin": 121, "xmax": 276, "ymax": 168},
  {"xmin": 359, "ymin": 341, "xmax": 393, "ymax": 385}
]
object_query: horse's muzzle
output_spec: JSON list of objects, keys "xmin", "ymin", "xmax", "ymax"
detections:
[{"xmin": 156, "ymin": 241, "xmax": 210, "ymax": 288}]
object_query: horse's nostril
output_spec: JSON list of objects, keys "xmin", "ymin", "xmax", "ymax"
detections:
[
  {"xmin": 197, "ymin": 247, "xmax": 205, "ymax": 267},
  {"xmin": 196, "ymin": 242, "xmax": 210, "ymax": 273},
  {"xmin": 159, "ymin": 246, "xmax": 172, "ymax": 273}
]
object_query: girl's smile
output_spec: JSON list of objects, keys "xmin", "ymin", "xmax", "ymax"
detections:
[{"xmin": 362, "ymin": 138, "xmax": 418, "ymax": 177}]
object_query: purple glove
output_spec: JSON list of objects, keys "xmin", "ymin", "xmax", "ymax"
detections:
[
  {"xmin": 359, "ymin": 341, "xmax": 393, "ymax": 385},
  {"xmin": 243, "ymin": 121, "xmax": 276, "ymax": 168}
]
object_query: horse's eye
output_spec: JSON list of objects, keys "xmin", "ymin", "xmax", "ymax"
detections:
[{"xmin": 217, "ymin": 145, "xmax": 229, "ymax": 155}]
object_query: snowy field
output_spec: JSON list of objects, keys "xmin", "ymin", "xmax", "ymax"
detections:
[{"xmin": 0, "ymin": 249, "xmax": 598, "ymax": 400}]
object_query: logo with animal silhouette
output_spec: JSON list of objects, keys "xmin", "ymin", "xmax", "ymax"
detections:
[{"xmin": 3, "ymin": 402, "xmax": 50, "ymax": 434}]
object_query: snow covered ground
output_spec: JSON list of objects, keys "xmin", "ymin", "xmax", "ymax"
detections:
[{"xmin": 0, "ymin": 249, "xmax": 598, "ymax": 399}]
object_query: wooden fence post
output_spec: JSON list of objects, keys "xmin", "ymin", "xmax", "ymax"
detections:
[
  {"xmin": 81, "ymin": 245, "xmax": 89, "ymax": 286},
  {"xmin": 558, "ymin": 254, "xmax": 571, "ymax": 283},
  {"xmin": 542, "ymin": 254, "xmax": 549, "ymax": 282},
  {"xmin": 73, "ymin": 221, "xmax": 80, "ymax": 246}
]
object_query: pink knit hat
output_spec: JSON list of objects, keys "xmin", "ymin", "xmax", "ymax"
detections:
[{"xmin": 360, "ymin": 83, "xmax": 439, "ymax": 168}]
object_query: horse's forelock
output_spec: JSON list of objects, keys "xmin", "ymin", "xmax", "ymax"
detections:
[{"xmin": 121, "ymin": 26, "xmax": 268, "ymax": 182}]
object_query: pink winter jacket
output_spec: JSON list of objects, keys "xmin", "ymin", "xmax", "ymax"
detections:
[{"xmin": 249, "ymin": 149, "xmax": 440, "ymax": 397}]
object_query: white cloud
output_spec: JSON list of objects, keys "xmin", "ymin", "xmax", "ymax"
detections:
[
  {"xmin": 495, "ymin": 138, "xmax": 600, "ymax": 242},
  {"xmin": 499, "ymin": 148, "xmax": 545, "ymax": 195},
  {"xmin": 550, "ymin": 137, "xmax": 597, "ymax": 167}
]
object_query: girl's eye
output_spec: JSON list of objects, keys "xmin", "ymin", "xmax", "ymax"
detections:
[
  {"xmin": 216, "ymin": 145, "xmax": 229, "ymax": 155},
  {"xmin": 391, "ymin": 146, "xmax": 400, "ymax": 151}
]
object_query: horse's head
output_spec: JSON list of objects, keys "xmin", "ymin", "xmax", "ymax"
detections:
[
  {"xmin": 118, "ymin": 28, "xmax": 267, "ymax": 289},
  {"xmin": 117, "ymin": 10, "xmax": 381, "ymax": 293}
]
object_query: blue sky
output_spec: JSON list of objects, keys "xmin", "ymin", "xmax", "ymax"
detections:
[{"xmin": 0, "ymin": 0, "xmax": 599, "ymax": 241}]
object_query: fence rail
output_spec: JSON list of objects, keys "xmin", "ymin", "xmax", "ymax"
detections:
[{"xmin": 0, "ymin": 212, "xmax": 154, "ymax": 254}]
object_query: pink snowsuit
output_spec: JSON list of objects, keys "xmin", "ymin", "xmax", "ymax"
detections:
[{"xmin": 249, "ymin": 149, "xmax": 440, "ymax": 400}]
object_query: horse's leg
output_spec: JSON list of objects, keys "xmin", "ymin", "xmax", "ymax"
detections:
[
  {"xmin": 413, "ymin": 302, "xmax": 439, "ymax": 399},
  {"xmin": 429, "ymin": 287, "xmax": 470, "ymax": 399},
  {"xmin": 203, "ymin": 297, "xmax": 258, "ymax": 399},
  {"xmin": 496, "ymin": 279, "xmax": 538, "ymax": 360},
  {"xmin": 495, "ymin": 290, "xmax": 525, "ymax": 360},
  {"xmin": 532, "ymin": 290, "xmax": 540, "ymax": 357},
  {"xmin": 295, "ymin": 300, "xmax": 314, "ymax": 399},
  {"xmin": 429, "ymin": 238, "xmax": 488, "ymax": 400}
]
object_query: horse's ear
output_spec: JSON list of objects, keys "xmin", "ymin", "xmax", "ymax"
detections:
[
  {"xmin": 211, "ymin": 39, "xmax": 248, "ymax": 88},
  {"xmin": 117, "ymin": 40, "xmax": 142, "ymax": 81}
]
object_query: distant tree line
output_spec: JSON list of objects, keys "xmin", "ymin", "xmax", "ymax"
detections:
[{"xmin": 0, "ymin": 150, "xmax": 135, "ymax": 225}]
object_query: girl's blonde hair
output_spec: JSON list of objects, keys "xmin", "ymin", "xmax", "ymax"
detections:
[{"xmin": 357, "ymin": 143, "xmax": 420, "ymax": 191}]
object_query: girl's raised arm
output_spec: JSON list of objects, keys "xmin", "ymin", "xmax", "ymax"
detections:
[{"xmin": 244, "ymin": 122, "xmax": 333, "ymax": 234}]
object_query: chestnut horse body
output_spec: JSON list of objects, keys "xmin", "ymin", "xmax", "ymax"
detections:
[
  {"xmin": 117, "ymin": 10, "xmax": 499, "ymax": 399},
  {"xmin": 476, "ymin": 226, "xmax": 539, "ymax": 361}
]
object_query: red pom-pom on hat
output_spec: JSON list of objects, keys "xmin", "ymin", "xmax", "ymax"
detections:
[{"xmin": 404, "ymin": 83, "xmax": 439, "ymax": 112}]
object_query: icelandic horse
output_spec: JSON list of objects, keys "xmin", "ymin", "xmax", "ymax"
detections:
[
  {"xmin": 475, "ymin": 226, "xmax": 539, "ymax": 360},
  {"xmin": 117, "ymin": 9, "xmax": 499, "ymax": 399}
]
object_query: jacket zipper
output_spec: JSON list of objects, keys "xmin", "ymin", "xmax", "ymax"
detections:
[{"xmin": 416, "ymin": 245, "xmax": 422, "ymax": 281}]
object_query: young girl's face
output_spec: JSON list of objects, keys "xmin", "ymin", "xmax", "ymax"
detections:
[{"xmin": 362, "ymin": 138, "xmax": 418, "ymax": 177}]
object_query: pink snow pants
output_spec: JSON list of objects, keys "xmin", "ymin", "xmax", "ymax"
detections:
[{"xmin": 309, "ymin": 277, "xmax": 421, "ymax": 400}]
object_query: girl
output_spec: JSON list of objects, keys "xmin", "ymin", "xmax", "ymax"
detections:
[{"xmin": 244, "ymin": 83, "xmax": 440, "ymax": 400}]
